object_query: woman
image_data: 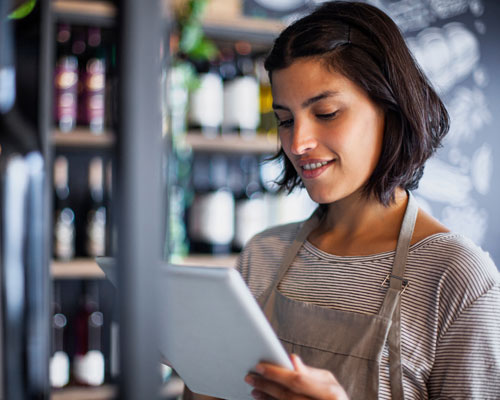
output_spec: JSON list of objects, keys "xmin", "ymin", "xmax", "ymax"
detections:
[{"xmin": 185, "ymin": 1, "xmax": 500, "ymax": 399}]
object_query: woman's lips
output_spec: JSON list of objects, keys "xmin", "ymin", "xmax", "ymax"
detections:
[{"xmin": 299, "ymin": 159, "xmax": 335, "ymax": 179}]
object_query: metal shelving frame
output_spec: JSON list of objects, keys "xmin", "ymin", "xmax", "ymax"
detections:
[{"xmin": 115, "ymin": 0, "xmax": 168, "ymax": 398}]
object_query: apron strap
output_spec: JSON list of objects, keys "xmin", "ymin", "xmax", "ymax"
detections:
[
  {"xmin": 390, "ymin": 192, "xmax": 418, "ymax": 290},
  {"xmin": 379, "ymin": 191, "xmax": 418, "ymax": 316},
  {"xmin": 379, "ymin": 191, "xmax": 418, "ymax": 400},
  {"xmin": 261, "ymin": 207, "xmax": 324, "ymax": 319}
]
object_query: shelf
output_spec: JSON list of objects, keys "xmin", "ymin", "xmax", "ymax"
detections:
[
  {"xmin": 52, "ymin": 258, "xmax": 105, "ymax": 279},
  {"xmin": 52, "ymin": 0, "xmax": 116, "ymax": 27},
  {"xmin": 51, "ymin": 384, "xmax": 115, "ymax": 400},
  {"xmin": 51, "ymin": 254, "xmax": 237, "ymax": 279},
  {"xmin": 185, "ymin": 132, "xmax": 279, "ymax": 154},
  {"xmin": 52, "ymin": 1, "xmax": 283, "ymax": 42},
  {"xmin": 53, "ymin": 129, "xmax": 115, "ymax": 148},
  {"xmin": 51, "ymin": 377, "xmax": 184, "ymax": 399},
  {"xmin": 54, "ymin": 130, "xmax": 279, "ymax": 152},
  {"xmin": 202, "ymin": 15, "xmax": 284, "ymax": 46}
]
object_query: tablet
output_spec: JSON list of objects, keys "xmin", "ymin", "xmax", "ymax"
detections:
[{"xmin": 95, "ymin": 257, "xmax": 293, "ymax": 399}]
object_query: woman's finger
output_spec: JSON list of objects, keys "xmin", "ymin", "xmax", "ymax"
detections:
[
  {"xmin": 291, "ymin": 354, "xmax": 343, "ymax": 386},
  {"xmin": 246, "ymin": 373, "xmax": 310, "ymax": 400},
  {"xmin": 252, "ymin": 355, "xmax": 347, "ymax": 400},
  {"xmin": 249, "ymin": 389, "xmax": 273, "ymax": 400}
]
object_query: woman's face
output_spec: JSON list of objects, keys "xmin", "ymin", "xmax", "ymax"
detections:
[{"xmin": 271, "ymin": 58, "xmax": 385, "ymax": 205}]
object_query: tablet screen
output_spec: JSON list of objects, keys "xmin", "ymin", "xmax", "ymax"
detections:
[{"xmin": 162, "ymin": 264, "xmax": 293, "ymax": 399}]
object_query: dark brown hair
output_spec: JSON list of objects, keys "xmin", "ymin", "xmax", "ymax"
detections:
[{"xmin": 265, "ymin": 1, "xmax": 449, "ymax": 205}]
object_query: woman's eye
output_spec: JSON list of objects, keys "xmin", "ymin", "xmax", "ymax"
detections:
[
  {"xmin": 277, "ymin": 118, "xmax": 294, "ymax": 128},
  {"xmin": 316, "ymin": 111, "xmax": 338, "ymax": 120}
]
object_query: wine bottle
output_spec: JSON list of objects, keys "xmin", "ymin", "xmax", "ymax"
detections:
[
  {"xmin": 234, "ymin": 155, "xmax": 267, "ymax": 251},
  {"xmin": 188, "ymin": 154, "xmax": 235, "ymax": 254},
  {"xmin": 80, "ymin": 27, "xmax": 106, "ymax": 133},
  {"xmin": 219, "ymin": 47, "xmax": 238, "ymax": 135},
  {"xmin": 85, "ymin": 157, "xmax": 106, "ymax": 258},
  {"xmin": 49, "ymin": 282, "xmax": 70, "ymax": 388},
  {"xmin": 73, "ymin": 282, "xmax": 105, "ymax": 386},
  {"xmin": 222, "ymin": 42, "xmax": 260, "ymax": 136},
  {"xmin": 188, "ymin": 60, "xmax": 224, "ymax": 137},
  {"xmin": 53, "ymin": 155, "xmax": 76, "ymax": 261},
  {"xmin": 259, "ymin": 156, "xmax": 282, "ymax": 228},
  {"xmin": 54, "ymin": 24, "xmax": 78, "ymax": 133},
  {"xmin": 104, "ymin": 160, "xmax": 115, "ymax": 256},
  {"xmin": 72, "ymin": 26, "xmax": 87, "ymax": 129}
]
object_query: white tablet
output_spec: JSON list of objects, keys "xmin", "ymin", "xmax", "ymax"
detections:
[{"xmin": 95, "ymin": 257, "xmax": 293, "ymax": 399}]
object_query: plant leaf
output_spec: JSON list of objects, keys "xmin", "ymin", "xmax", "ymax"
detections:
[{"xmin": 8, "ymin": 0, "xmax": 36, "ymax": 20}]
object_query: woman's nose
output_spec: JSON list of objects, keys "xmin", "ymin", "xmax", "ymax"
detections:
[{"xmin": 290, "ymin": 121, "xmax": 317, "ymax": 155}]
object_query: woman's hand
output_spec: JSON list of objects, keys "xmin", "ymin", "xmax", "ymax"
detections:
[{"xmin": 244, "ymin": 354, "xmax": 349, "ymax": 400}]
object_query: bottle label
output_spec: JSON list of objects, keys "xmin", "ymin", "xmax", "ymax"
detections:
[
  {"xmin": 189, "ymin": 189, "xmax": 235, "ymax": 245},
  {"xmin": 73, "ymin": 350, "xmax": 105, "ymax": 386},
  {"xmin": 223, "ymin": 76, "xmax": 260, "ymax": 131},
  {"xmin": 50, "ymin": 351, "xmax": 70, "ymax": 388},
  {"xmin": 54, "ymin": 207, "xmax": 75, "ymax": 260},
  {"xmin": 84, "ymin": 350, "xmax": 105, "ymax": 386},
  {"xmin": 235, "ymin": 197, "xmax": 268, "ymax": 248},
  {"xmin": 188, "ymin": 72, "xmax": 224, "ymax": 131},
  {"xmin": 54, "ymin": 57, "xmax": 78, "ymax": 132},
  {"xmin": 82, "ymin": 58, "xmax": 106, "ymax": 133},
  {"xmin": 86, "ymin": 206, "xmax": 106, "ymax": 257}
]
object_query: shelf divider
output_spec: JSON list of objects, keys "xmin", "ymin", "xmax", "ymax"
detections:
[
  {"xmin": 185, "ymin": 132, "xmax": 279, "ymax": 154},
  {"xmin": 52, "ymin": 0, "xmax": 116, "ymax": 26},
  {"xmin": 51, "ymin": 384, "xmax": 115, "ymax": 400},
  {"xmin": 202, "ymin": 15, "xmax": 284, "ymax": 45},
  {"xmin": 51, "ymin": 254, "xmax": 238, "ymax": 279},
  {"xmin": 50, "ymin": 376, "xmax": 184, "ymax": 400},
  {"xmin": 52, "ymin": 129, "xmax": 115, "ymax": 148},
  {"xmin": 51, "ymin": 258, "xmax": 105, "ymax": 279}
]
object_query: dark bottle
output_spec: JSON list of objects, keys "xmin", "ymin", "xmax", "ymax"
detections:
[
  {"xmin": 71, "ymin": 26, "xmax": 87, "ymax": 58},
  {"xmin": 188, "ymin": 154, "xmax": 235, "ymax": 254},
  {"xmin": 233, "ymin": 155, "xmax": 267, "ymax": 251},
  {"xmin": 105, "ymin": 43, "xmax": 118, "ymax": 131},
  {"xmin": 219, "ymin": 47, "xmax": 238, "ymax": 134},
  {"xmin": 188, "ymin": 59, "xmax": 224, "ymax": 137},
  {"xmin": 222, "ymin": 42, "xmax": 259, "ymax": 136},
  {"xmin": 85, "ymin": 157, "xmax": 106, "ymax": 258},
  {"xmin": 72, "ymin": 26, "xmax": 87, "ymax": 128},
  {"xmin": 79, "ymin": 27, "xmax": 106, "ymax": 133},
  {"xmin": 54, "ymin": 24, "xmax": 78, "ymax": 132},
  {"xmin": 50, "ymin": 282, "xmax": 70, "ymax": 388},
  {"xmin": 73, "ymin": 282, "xmax": 105, "ymax": 386},
  {"xmin": 104, "ymin": 160, "xmax": 115, "ymax": 256},
  {"xmin": 53, "ymin": 156, "xmax": 76, "ymax": 261}
]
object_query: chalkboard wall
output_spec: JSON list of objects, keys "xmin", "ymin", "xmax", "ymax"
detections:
[{"xmin": 377, "ymin": 0, "xmax": 500, "ymax": 266}]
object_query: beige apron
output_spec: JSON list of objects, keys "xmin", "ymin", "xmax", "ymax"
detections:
[{"xmin": 258, "ymin": 193, "xmax": 418, "ymax": 399}]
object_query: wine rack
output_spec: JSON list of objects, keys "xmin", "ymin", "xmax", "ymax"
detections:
[{"xmin": 49, "ymin": 1, "xmax": 282, "ymax": 398}]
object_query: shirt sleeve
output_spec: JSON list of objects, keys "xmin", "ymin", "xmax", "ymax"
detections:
[{"xmin": 428, "ymin": 284, "xmax": 500, "ymax": 399}]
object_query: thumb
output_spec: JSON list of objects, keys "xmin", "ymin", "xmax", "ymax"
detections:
[{"xmin": 290, "ymin": 353, "xmax": 307, "ymax": 372}]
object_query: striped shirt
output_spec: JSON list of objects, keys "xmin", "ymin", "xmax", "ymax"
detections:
[{"xmin": 236, "ymin": 221, "xmax": 500, "ymax": 399}]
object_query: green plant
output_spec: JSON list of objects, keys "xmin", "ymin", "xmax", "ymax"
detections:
[
  {"xmin": 8, "ymin": 0, "xmax": 36, "ymax": 19},
  {"xmin": 176, "ymin": 0, "xmax": 217, "ymax": 61}
]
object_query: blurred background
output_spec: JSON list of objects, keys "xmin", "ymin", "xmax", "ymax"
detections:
[{"xmin": 0, "ymin": 0, "xmax": 498, "ymax": 399}]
